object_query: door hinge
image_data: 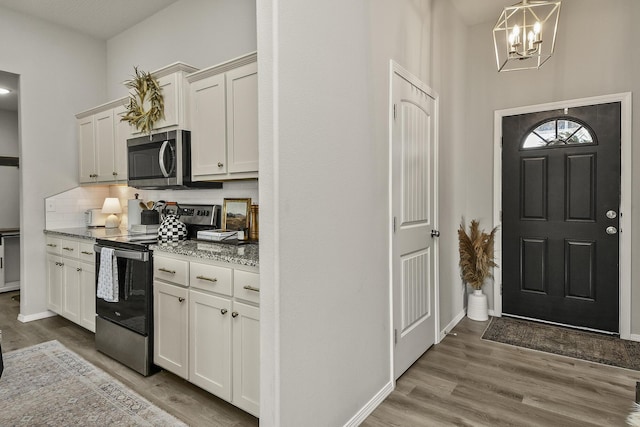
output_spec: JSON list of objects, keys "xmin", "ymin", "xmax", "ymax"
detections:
[
  {"xmin": 500, "ymin": 210, "xmax": 502, "ymax": 222},
  {"xmin": 501, "ymin": 283, "xmax": 503, "ymax": 295},
  {"xmin": 394, "ymin": 328, "xmax": 398, "ymax": 344},
  {"xmin": 501, "ymin": 137, "xmax": 503, "ymax": 148},
  {"xmin": 393, "ymin": 216, "xmax": 397, "ymax": 233},
  {"xmin": 393, "ymin": 104, "xmax": 397, "ymax": 119}
]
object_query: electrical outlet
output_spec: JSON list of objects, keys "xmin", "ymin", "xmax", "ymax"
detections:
[{"xmin": 46, "ymin": 200, "xmax": 56, "ymax": 212}]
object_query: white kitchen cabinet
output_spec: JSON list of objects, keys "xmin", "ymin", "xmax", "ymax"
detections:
[
  {"xmin": 188, "ymin": 52, "xmax": 258, "ymax": 181},
  {"xmin": 76, "ymin": 98, "xmax": 131, "ymax": 184},
  {"xmin": 79, "ymin": 261, "xmax": 96, "ymax": 332},
  {"xmin": 232, "ymin": 301, "xmax": 260, "ymax": 416},
  {"xmin": 153, "ymin": 280, "xmax": 189, "ymax": 379},
  {"xmin": 45, "ymin": 235, "xmax": 96, "ymax": 332},
  {"xmin": 153, "ymin": 250, "xmax": 259, "ymax": 417},
  {"xmin": 46, "ymin": 254, "xmax": 63, "ymax": 314},
  {"xmin": 189, "ymin": 290, "xmax": 232, "ymax": 400}
]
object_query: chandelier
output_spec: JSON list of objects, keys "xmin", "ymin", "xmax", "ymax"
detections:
[{"xmin": 493, "ymin": 0, "xmax": 561, "ymax": 72}]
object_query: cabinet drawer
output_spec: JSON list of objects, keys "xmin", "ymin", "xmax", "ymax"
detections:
[
  {"xmin": 190, "ymin": 262, "xmax": 232, "ymax": 296},
  {"xmin": 79, "ymin": 242, "xmax": 95, "ymax": 263},
  {"xmin": 60, "ymin": 239, "xmax": 80, "ymax": 258},
  {"xmin": 45, "ymin": 236, "xmax": 62, "ymax": 255},
  {"xmin": 233, "ymin": 270, "xmax": 260, "ymax": 304},
  {"xmin": 154, "ymin": 255, "xmax": 189, "ymax": 286}
]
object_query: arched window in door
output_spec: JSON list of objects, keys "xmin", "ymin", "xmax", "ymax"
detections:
[{"xmin": 522, "ymin": 118, "xmax": 596, "ymax": 149}]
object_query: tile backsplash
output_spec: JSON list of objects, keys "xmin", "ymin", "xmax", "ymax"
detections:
[{"xmin": 45, "ymin": 181, "xmax": 259, "ymax": 230}]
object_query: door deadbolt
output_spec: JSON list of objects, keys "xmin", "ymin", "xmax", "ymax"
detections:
[
  {"xmin": 606, "ymin": 226, "xmax": 617, "ymax": 235},
  {"xmin": 606, "ymin": 210, "xmax": 617, "ymax": 219}
]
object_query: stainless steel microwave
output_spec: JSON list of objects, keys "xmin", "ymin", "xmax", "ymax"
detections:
[{"xmin": 127, "ymin": 130, "xmax": 222, "ymax": 189}]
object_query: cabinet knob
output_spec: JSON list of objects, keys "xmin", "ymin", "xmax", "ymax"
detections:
[
  {"xmin": 178, "ymin": 297, "xmax": 185, "ymax": 303},
  {"xmin": 221, "ymin": 308, "xmax": 228, "ymax": 315},
  {"xmin": 112, "ymin": 172, "xmax": 118, "ymax": 176},
  {"xmin": 231, "ymin": 311, "xmax": 239, "ymax": 318},
  {"xmin": 76, "ymin": 267, "xmax": 82, "ymax": 272},
  {"xmin": 217, "ymin": 162, "xmax": 224, "ymax": 168}
]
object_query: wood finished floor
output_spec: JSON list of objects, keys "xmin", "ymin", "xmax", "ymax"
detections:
[
  {"xmin": 364, "ymin": 317, "xmax": 640, "ymax": 427},
  {"xmin": 3, "ymin": 289, "xmax": 639, "ymax": 427},
  {"xmin": 0, "ymin": 291, "xmax": 258, "ymax": 427}
]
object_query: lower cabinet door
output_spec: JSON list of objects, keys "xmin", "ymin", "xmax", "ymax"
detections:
[
  {"xmin": 232, "ymin": 301, "xmax": 260, "ymax": 417},
  {"xmin": 79, "ymin": 261, "xmax": 96, "ymax": 332},
  {"xmin": 189, "ymin": 289, "xmax": 232, "ymax": 400},
  {"xmin": 46, "ymin": 254, "xmax": 63, "ymax": 313},
  {"xmin": 154, "ymin": 281, "xmax": 189, "ymax": 378},
  {"xmin": 61, "ymin": 260, "xmax": 81, "ymax": 324}
]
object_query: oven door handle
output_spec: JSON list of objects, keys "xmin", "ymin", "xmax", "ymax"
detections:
[
  {"xmin": 94, "ymin": 245, "xmax": 149, "ymax": 262},
  {"xmin": 158, "ymin": 140, "xmax": 175, "ymax": 178}
]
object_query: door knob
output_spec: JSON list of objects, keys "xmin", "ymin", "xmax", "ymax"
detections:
[
  {"xmin": 606, "ymin": 226, "xmax": 617, "ymax": 235},
  {"xmin": 431, "ymin": 230, "xmax": 440, "ymax": 238},
  {"xmin": 606, "ymin": 210, "xmax": 617, "ymax": 219}
]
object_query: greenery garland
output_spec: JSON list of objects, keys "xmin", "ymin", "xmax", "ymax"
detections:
[{"xmin": 121, "ymin": 66, "xmax": 164, "ymax": 134}]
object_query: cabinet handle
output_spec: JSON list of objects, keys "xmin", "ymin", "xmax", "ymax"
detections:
[
  {"xmin": 81, "ymin": 251, "xmax": 93, "ymax": 255},
  {"xmin": 159, "ymin": 267, "xmax": 176, "ymax": 274},
  {"xmin": 243, "ymin": 285, "xmax": 260, "ymax": 293},
  {"xmin": 112, "ymin": 172, "xmax": 118, "ymax": 176},
  {"xmin": 56, "ymin": 262, "xmax": 64, "ymax": 267},
  {"xmin": 76, "ymin": 267, "xmax": 82, "ymax": 272},
  {"xmin": 178, "ymin": 297, "xmax": 185, "ymax": 303},
  {"xmin": 221, "ymin": 308, "xmax": 228, "ymax": 315},
  {"xmin": 217, "ymin": 162, "xmax": 224, "ymax": 168},
  {"xmin": 196, "ymin": 275, "xmax": 217, "ymax": 283},
  {"xmin": 63, "ymin": 247, "xmax": 74, "ymax": 252},
  {"xmin": 89, "ymin": 174, "xmax": 97, "ymax": 178},
  {"xmin": 232, "ymin": 311, "xmax": 239, "ymax": 318},
  {"xmin": 47, "ymin": 243, "xmax": 57, "ymax": 247}
]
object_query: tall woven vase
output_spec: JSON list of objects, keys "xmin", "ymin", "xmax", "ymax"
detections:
[{"xmin": 467, "ymin": 289, "xmax": 488, "ymax": 321}]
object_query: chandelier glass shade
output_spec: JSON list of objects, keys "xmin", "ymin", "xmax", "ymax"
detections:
[{"xmin": 493, "ymin": 0, "xmax": 561, "ymax": 72}]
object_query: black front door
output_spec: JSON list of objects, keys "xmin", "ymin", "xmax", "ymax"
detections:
[{"xmin": 502, "ymin": 102, "xmax": 621, "ymax": 333}]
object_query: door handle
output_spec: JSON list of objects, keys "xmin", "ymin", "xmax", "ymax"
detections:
[
  {"xmin": 606, "ymin": 226, "xmax": 618, "ymax": 235},
  {"xmin": 431, "ymin": 230, "xmax": 440, "ymax": 238}
]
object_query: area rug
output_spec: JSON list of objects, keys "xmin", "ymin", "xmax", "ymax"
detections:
[
  {"xmin": 0, "ymin": 340, "xmax": 186, "ymax": 426},
  {"xmin": 482, "ymin": 316, "xmax": 640, "ymax": 371}
]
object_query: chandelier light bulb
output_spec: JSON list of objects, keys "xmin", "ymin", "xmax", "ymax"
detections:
[{"xmin": 534, "ymin": 21, "xmax": 541, "ymax": 35}]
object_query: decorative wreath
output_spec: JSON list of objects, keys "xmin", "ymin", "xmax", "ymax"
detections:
[{"xmin": 121, "ymin": 66, "xmax": 164, "ymax": 134}]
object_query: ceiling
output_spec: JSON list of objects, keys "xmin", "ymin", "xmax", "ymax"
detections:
[
  {"xmin": 451, "ymin": 0, "xmax": 511, "ymax": 26},
  {"xmin": 0, "ymin": 0, "xmax": 180, "ymax": 112}
]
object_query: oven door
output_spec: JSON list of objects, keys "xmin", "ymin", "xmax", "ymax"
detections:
[
  {"xmin": 95, "ymin": 245, "xmax": 152, "ymax": 336},
  {"xmin": 127, "ymin": 133, "xmax": 178, "ymax": 188}
]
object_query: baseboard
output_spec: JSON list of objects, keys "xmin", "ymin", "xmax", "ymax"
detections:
[
  {"xmin": 0, "ymin": 281, "xmax": 20, "ymax": 293},
  {"xmin": 488, "ymin": 309, "xmax": 498, "ymax": 317},
  {"xmin": 439, "ymin": 309, "xmax": 466, "ymax": 341},
  {"xmin": 18, "ymin": 310, "xmax": 57, "ymax": 323},
  {"xmin": 628, "ymin": 334, "xmax": 640, "ymax": 343},
  {"xmin": 343, "ymin": 381, "xmax": 394, "ymax": 427}
]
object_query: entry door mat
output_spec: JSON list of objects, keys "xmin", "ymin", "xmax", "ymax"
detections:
[
  {"xmin": 482, "ymin": 316, "xmax": 640, "ymax": 371},
  {"xmin": 0, "ymin": 340, "xmax": 187, "ymax": 426}
]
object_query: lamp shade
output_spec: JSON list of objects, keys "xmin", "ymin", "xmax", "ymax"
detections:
[
  {"xmin": 102, "ymin": 198, "xmax": 122, "ymax": 228},
  {"xmin": 102, "ymin": 198, "xmax": 122, "ymax": 214}
]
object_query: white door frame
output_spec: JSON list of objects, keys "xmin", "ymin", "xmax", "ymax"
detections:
[
  {"xmin": 388, "ymin": 60, "xmax": 440, "ymax": 385},
  {"xmin": 492, "ymin": 92, "xmax": 633, "ymax": 340}
]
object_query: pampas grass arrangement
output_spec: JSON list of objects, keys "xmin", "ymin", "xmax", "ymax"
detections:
[{"xmin": 458, "ymin": 219, "xmax": 498, "ymax": 290}]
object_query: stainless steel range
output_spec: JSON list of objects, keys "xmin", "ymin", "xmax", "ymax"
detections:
[{"xmin": 94, "ymin": 203, "xmax": 220, "ymax": 376}]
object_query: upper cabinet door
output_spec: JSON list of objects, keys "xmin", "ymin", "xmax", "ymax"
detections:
[
  {"xmin": 226, "ymin": 62, "xmax": 258, "ymax": 174},
  {"xmin": 78, "ymin": 116, "xmax": 96, "ymax": 183},
  {"xmin": 190, "ymin": 74, "xmax": 227, "ymax": 177},
  {"xmin": 94, "ymin": 109, "xmax": 115, "ymax": 182},
  {"xmin": 113, "ymin": 103, "xmax": 131, "ymax": 181},
  {"xmin": 155, "ymin": 74, "xmax": 180, "ymax": 130}
]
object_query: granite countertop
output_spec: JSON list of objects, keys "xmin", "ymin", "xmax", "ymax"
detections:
[
  {"xmin": 44, "ymin": 227, "xmax": 129, "ymax": 241},
  {"xmin": 151, "ymin": 240, "xmax": 259, "ymax": 268},
  {"xmin": 44, "ymin": 228, "xmax": 259, "ymax": 268}
]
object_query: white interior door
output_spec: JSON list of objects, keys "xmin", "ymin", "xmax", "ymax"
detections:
[{"xmin": 391, "ymin": 63, "xmax": 438, "ymax": 379}]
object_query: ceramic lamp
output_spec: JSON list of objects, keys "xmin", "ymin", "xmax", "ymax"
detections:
[{"xmin": 102, "ymin": 198, "xmax": 122, "ymax": 228}]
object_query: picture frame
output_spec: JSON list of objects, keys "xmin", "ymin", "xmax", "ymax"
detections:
[{"xmin": 222, "ymin": 198, "xmax": 251, "ymax": 233}]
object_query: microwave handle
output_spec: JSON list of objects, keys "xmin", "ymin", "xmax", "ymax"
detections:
[{"xmin": 158, "ymin": 140, "xmax": 176, "ymax": 178}]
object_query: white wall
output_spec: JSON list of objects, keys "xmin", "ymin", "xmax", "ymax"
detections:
[
  {"xmin": 0, "ymin": 6, "xmax": 106, "ymax": 319},
  {"xmin": 106, "ymin": 0, "xmax": 257, "ymax": 99},
  {"xmin": 464, "ymin": 0, "xmax": 640, "ymax": 329},
  {"xmin": 0, "ymin": 109, "xmax": 20, "ymax": 228},
  {"xmin": 431, "ymin": 0, "xmax": 469, "ymax": 330},
  {"xmin": 259, "ymin": 0, "xmax": 439, "ymax": 424}
]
